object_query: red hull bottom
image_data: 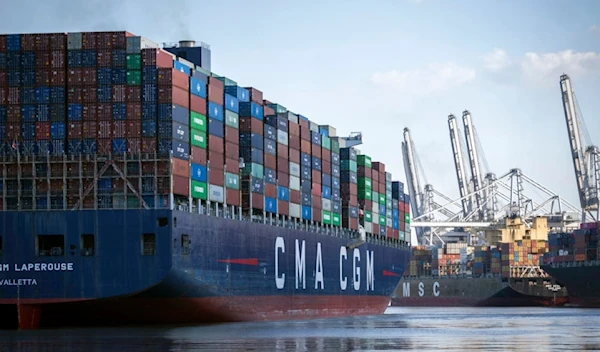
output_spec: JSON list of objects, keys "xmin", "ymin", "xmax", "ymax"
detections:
[{"xmin": 1, "ymin": 295, "xmax": 391, "ymax": 329}]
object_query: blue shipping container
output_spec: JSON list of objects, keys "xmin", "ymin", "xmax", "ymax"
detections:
[
  {"xmin": 208, "ymin": 118, "xmax": 224, "ymax": 138},
  {"xmin": 50, "ymin": 87, "xmax": 65, "ymax": 104},
  {"xmin": 312, "ymin": 157, "xmax": 322, "ymax": 171},
  {"xmin": 112, "ymin": 103, "xmax": 127, "ymax": 120},
  {"xmin": 157, "ymin": 121, "xmax": 189, "ymax": 141},
  {"xmin": 142, "ymin": 120, "xmax": 157, "ymax": 137},
  {"xmin": 322, "ymin": 174, "xmax": 332, "ymax": 187},
  {"xmin": 97, "ymin": 86, "xmax": 112, "ymax": 103},
  {"xmin": 112, "ymin": 68, "xmax": 127, "ymax": 84},
  {"xmin": 264, "ymin": 125, "xmax": 276, "ymax": 141},
  {"xmin": 224, "ymin": 94, "xmax": 239, "ymax": 114},
  {"xmin": 265, "ymin": 168, "xmax": 276, "ymax": 184},
  {"xmin": 239, "ymin": 132, "xmax": 263, "ymax": 150},
  {"xmin": 143, "ymin": 67, "xmax": 158, "ymax": 84},
  {"xmin": 322, "ymin": 186, "xmax": 331, "ymax": 200},
  {"xmin": 98, "ymin": 178, "xmax": 113, "ymax": 192},
  {"xmin": 50, "ymin": 122, "xmax": 65, "ymax": 139},
  {"xmin": 191, "ymin": 163, "xmax": 207, "ymax": 182},
  {"xmin": 189, "ymin": 77, "xmax": 207, "ymax": 99},
  {"xmin": 7, "ymin": 71, "xmax": 21, "ymax": 86},
  {"xmin": 23, "ymin": 71, "xmax": 35, "ymax": 87},
  {"xmin": 6, "ymin": 34, "xmax": 21, "ymax": 51},
  {"xmin": 332, "ymin": 188, "xmax": 341, "ymax": 202},
  {"xmin": 49, "ymin": 139, "xmax": 65, "ymax": 155},
  {"xmin": 302, "ymin": 205, "xmax": 312, "ymax": 221},
  {"xmin": 301, "ymin": 179, "xmax": 311, "ymax": 193},
  {"xmin": 142, "ymin": 84, "xmax": 157, "ymax": 102},
  {"xmin": 264, "ymin": 139, "xmax": 276, "ymax": 156},
  {"xmin": 301, "ymin": 192, "xmax": 311, "ymax": 207},
  {"xmin": 67, "ymin": 104, "xmax": 83, "ymax": 121},
  {"xmin": 21, "ymin": 106, "xmax": 36, "ymax": 122},
  {"xmin": 112, "ymin": 138, "xmax": 127, "ymax": 154},
  {"xmin": 158, "ymin": 139, "xmax": 190, "ymax": 160},
  {"xmin": 301, "ymin": 166, "xmax": 311, "ymax": 180},
  {"xmin": 301, "ymin": 153, "xmax": 311, "ymax": 167},
  {"xmin": 21, "ymin": 88, "xmax": 36, "ymax": 104},
  {"xmin": 240, "ymin": 146, "xmax": 264, "ymax": 164},
  {"xmin": 36, "ymin": 87, "xmax": 50, "ymax": 104},
  {"xmin": 173, "ymin": 60, "xmax": 191, "ymax": 75},
  {"xmin": 158, "ymin": 104, "xmax": 189, "ymax": 126},
  {"xmin": 82, "ymin": 50, "xmax": 97, "ymax": 67},
  {"xmin": 332, "ymin": 176, "xmax": 340, "ymax": 189},
  {"xmin": 207, "ymin": 101, "xmax": 224, "ymax": 122},
  {"xmin": 142, "ymin": 102, "xmax": 157, "ymax": 119},
  {"xmin": 68, "ymin": 139, "xmax": 83, "ymax": 154},
  {"xmin": 97, "ymin": 68, "xmax": 112, "ymax": 85},
  {"xmin": 224, "ymin": 86, "xmax": 249, "ymax": 103},
  {"xmin": 21, "ymin": 52, "xmax": 35, "ymax": 68},
  {"xmin": 82, "ymin": 139, "xmax": 97, "ymax": 154},
  {"xmin": 264, "ymin": 115, "xmax": 277, "ymax": 128},
  {"xmin": 278, "ymin": 186, "xmax": 289, "ymax": 201},
  {"xmin": 239, "ymin": 102, "xmax": 263, "ymax": 120},
  {"xmin": 21, "ymin": 122, "xmax": 35, "ymax": 140},
  {"xmin": 311, "ymin": 131, "xmax": 321, "ymax": 145},
  {"xmin": 265, "ymin": 197, "xmax": 277, "ymax": 213},
  {"xmin": 68, "ymin": 51, "xmax": 82, "ymax": 67},
  {"xmin": 251, "ymin": 178, "xmax": 264, "ymax": 194},
  {"xmin": 35, "ymin": 105, "xmax": 49, "ymax": 122},
  {"xmin": 112, "ymin": 50, "xmax": 127, "ymax": 67}
]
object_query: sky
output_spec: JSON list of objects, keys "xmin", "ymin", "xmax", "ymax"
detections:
[{"xmin": 1, "ymin": 0, "xmax": 599, "ymax": 239}]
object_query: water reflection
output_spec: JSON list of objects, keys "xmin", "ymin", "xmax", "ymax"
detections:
[{"xmin": 0, "ymin": 308, "xmax": 598, "ymax": 351}]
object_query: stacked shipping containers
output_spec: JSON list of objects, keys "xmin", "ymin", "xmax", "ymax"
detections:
[{"xmin": 0, "ymin": 31, "xmax": 411, "ymax": 243}]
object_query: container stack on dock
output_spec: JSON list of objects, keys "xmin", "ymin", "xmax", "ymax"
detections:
[{"xmin": 0, "ymin": 31, "xmax": 411, "ymax": 244}]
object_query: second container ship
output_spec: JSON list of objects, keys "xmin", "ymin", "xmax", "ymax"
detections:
[{"xmin": 0, "ymin": 31, "xmax": 411, "ymax": 329}]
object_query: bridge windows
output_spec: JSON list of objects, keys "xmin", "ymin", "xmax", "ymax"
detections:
[
  {"xmin": 36, "ymin": 235, "xmax": 64, "ymax": 256},
  {"xmin": 81, "ymin": 234, "xmax": 95, "ymax": 256},
  {"xmin": 142, "ymin": 233, "xmax": 156, "ymax": 256}
]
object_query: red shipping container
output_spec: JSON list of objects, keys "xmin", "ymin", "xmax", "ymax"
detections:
[
  {"xmin": 263, "ymin": 106, "xmax": 275, "ymax": 117},
  {"xmin": 98, "ymin": 120, "xmax": 112, "ymax": 139},
  {"xmin": 242, "ymin": 192, "xmax": 264, "ymax": 210},
  {"xmin": 7, "ymin": 106, "xmax": 20, "ymax": 121},
  {"xmin": 112, "ymin": 85, "xmax": 126, "ymax": 102},
  {"xmin": 158, "ymin": 86, "xmax": 189, "ymax": 108},
  {"xmin": 128, "ymin": 138, "xmax": 141, "ymax": 153},
  {"xmin": 0, "ymin": 35, "xmax": 6, "ymax": 51},
  {"xmin": 322, "ymin": 150, "xmax": 331, "ymax": 163},
  {"xmin": 97, "ymin": 50, "xmax": 112, "ymax": 67},
  {"xmin": 190, "ymin": 95, "xmax": 206, "ymax": 115},
  {"xmin": 112, "ymin": 120, "xmax": 126, "ymax": 138},
  {"xmin": 312, "ymin": 145, "xmax": 322, "ymax": 159},
  {"xmin": 68, "ymin": 121, "xmax": 82, "ymax": 139},
  {"xmin": 312, "ymin": 195, "xmax": 322, "ymax": 209},
  {"xmin": 372, "ymin": 162, "xmax": 385, "ymax": 173},
  {"xmin": 276, "ymin": 157, "xmax": 289, "ymax": 173},
  {"xmin": 379, "ymin": 183, "xmax": 385, "ymax": 193},
  {"xmin": 277, "ymin": 143, "xmax": 288, "ymax": 159},
  {"xmin": 290, "ymin": 190, "xmax": 301, "ymax": 204},
  {"xmin": 289, "ymin": 148, "xmax": 300, "ymax": 164},
  {"xmin": 300, "ymin": 126, "xmax": 310, "ymax": 139},
  {"xmin": 7, "ymin": 87, "xmax": 20, "ymax": 105},
  {"xmin": 372, "ymin": 172, "xmax": 379, "ymax": 183},
  {"xmin": 158, "ymin": 68, "xmax": 189, "ymax": 91},
  {"xmin": 67, "ymin": 69, "xmax": 82, "ymax": 85},
  {"xmin": 225, "ymin": 126, "xmax": 239, "ymax": 144},
  {"xmin": 208, "ymin": 151, "xmax": 225, "ymax": 168},
  {"xmin": 361, "ymin": 200, "xmax": 372, "ymax": 209},
  {"xmin": 301, "ymin": 139, "xmax": 311, "ymax": 153},
  {"xmin": 208, "ymin": 135, "xmax": 224, "ymax": 154},
  {"xmin": 322, "ymin": 161, "xmax": 331, "ymax": 174},
  {"xmin": 82, "ymin": 104, "xmax": 98, "ymax": 121},
  {"xmin": 127, "ymin": 120, "xmax": 141, "ymax": 138},
  {"xmin": 82, "ymin": 68, "xmax": 97, "ymax": 85},
  {"xmin": 312, "ymin": 170, "xmax": 321, "ymax": 181},
  {"xmin": 142, "ymin": 138, "xmax": 157, "ymax": 153},
  {"xmin": 277, "ymin": 172, "xmax": 289, "ymax": 187},
  {"xmin": 209, "ymin": 167, "xmax": 225, "ymax": 186},
  {"xmin": 6, "ymin": 125, "xmax": 21, "ymax": 140},
  {"xmin": 126, "ymin": 103, "xmax": 141, "ymax": 120},
  {"xmin": 227, "ymin": 189, "xmax": 241, "ymax": 206},
  {"xmin": 265, "ymin": 184, "xmax": 277, "ymax": 199},
  {"xmin": 208, "ymin": 85, "xmax": 223, "ymax": 105},
  {"xmin": 278, "ymin": 200, "xmax": 289, "ymax": 216},
  {"xmin": 288, "ymin": 134, "xmax": 300, "ymax": 150},
  {"xmin": 313, "ymin": 209, "xmax": 322, "ymax": 222},
  {"xmin": 239, "ymin": 117, "xmax": 263, "ymax": 134},
  {"xmin": 358, "ymin": 166, "xmax": 371, "ymax": 178},
  {"xmin": 225, "ymin": 157, "xmax": 239, "ymax": 173},
  {"xmin": 191, "ymin": 146, "xmax": 207, "ymax": 164},
  {"xmin": 82, "ymin": 87, "xmax": 97, "ymax": 103},
  {"xmin": 312, "ymin": 182, "xmax": 321, "ymax": 196},
  {"xmin": 142, "ymin": 48, "xmax": 174, "ymax": 68},
  {"xmin": 373, "ymin": 224, "xmax": 380, "ymax": 234},
  {"xmin": 245, "ymin": 87, "xmax": 263, "ymax": 104},
  {"xmin": 172, "ymin": 175, "xmax": 190, "ymax": 196},
  {"xmin": 172, "ymin": 157, "xmax": 189, "ymax": 178},
  {"xmin": 0, "ymin": 72, "xmax": 6, "ymax": 87},
  {"xmin": 97, "ymin": 138, "xmax": 111, "ymax": 154},
  {"xmin": 21, "ymin": 34, "xmax": 36, "ymax": 50},
  {"xmin": 81, "ymin": 32, "xmax": 97, "ymax": 49},
  {"xmin": 35, "ymin": 122, "xmax": 50, "ymax": 140},
  {"xmin": 225, "ymin": 142, "xmax": 239, "ymax": 160},
  {"xmin": 0, "ymin": 88, "xmax": 7, "ymax": 106},
  {"xmin": 34, "ymin": 70, "xmax": 49, "ymax": 86},
  {"xmin": 343, "ymin": 218, "xmax": 358, "ymax": 230},
  {"xmin": 67, "ymin": 87, "xmax": 83, "ymax": 103},
  {"xmin": 264, "ymin": 154, "xmax": 277, "ymax": 170},
  {"xmin": 288, "ymin": 121, "xmax": 300, "ymax": 136},
  {"xmin": 36, "ymin": 52, "xmax": 51, "ymax": 69},
  {"xmin": 126, "ymin": 86, "xmax": 141, "ymax": 103},
  {"xmin": 50, "ymin": 70, "xmax": 66, "ymax": 86}
]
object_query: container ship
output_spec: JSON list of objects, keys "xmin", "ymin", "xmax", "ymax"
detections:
[
  {"xmin": 0, "ymin": 31, "xmax": 412, "ymax": 329},
  {"xmin": 541, "ymin": 222, "xmax": 600, "ymax": 307},
  {"xmin": 392, "ymin": 216, "xmax": 569, "ymax": 307}
]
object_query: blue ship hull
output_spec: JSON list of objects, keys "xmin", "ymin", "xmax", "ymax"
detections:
[{"xmin": 0, "ymin": 210, "xmax": 410, "ymax": 328}]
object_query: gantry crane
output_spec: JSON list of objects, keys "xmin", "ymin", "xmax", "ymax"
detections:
[
  {"xmin": 559, "ymin": 74, "xmax": 600, "ymax": 222},
  {"xmin": 448, "ymin": 114, "xmax": 472, "ymax": 218}
]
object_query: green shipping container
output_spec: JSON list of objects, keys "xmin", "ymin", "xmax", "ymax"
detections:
[
  {"xmin": 271, "ymin": 104, "xmax": 287, "ymax": 114},
  {"xmin": 127, "ymin": 195, "xmax": 139, "ymax": 208},
  {"xmin": 321, "ymin": 136, "xmax": 331, "ymax": 150},
  {"xmin": 225, "ymin": 172, "xmax": 240, "ymax": 190},
  {"xmin": 331, "ymin": 139, "xmax": 340, "ymax": 154},
  {"xmin": 399, "ymin": 232, "xmax": 405, "ymax": 241},
  {"xmin": 357, "ymin": 155, "xmax": 372, "ymax": 168},
  {"xmin": 242, "ymin": 163, "xmax": 264, "ymax": 179},
  {"xmin": 372, "ymin": 191, "xmax": 379, "ymax": 202},
  {"xmin": 404, "ymin": 213, "xmax": 411, "ymax": 223},
  {"xmin": 225, "ymin": 111, "xmax": 239, "ymax": 129},
  {"xmin": 379, "ymin": 216, "xmax": 386, "ymax": 226},
  {"xmin": 386, "ymin": 199, "xmax": 392, "ymax": 208},
  {"xmin": 340, "ymin": 160, "xmax": 358, "ymax": 172},
  {"xmin": 213, "ymin": 74, "xmax": 237, "ymax": 87},
  {"xmin": 190, "ymin": 129, "xmax": 207, "ymax": 149},
  {"xmin": 322, "ymin": 210, "xmax": 332, "ymax": 225},
  {"xmin": 190, "ymin": 112, "xmax": 207, "ymax": 132},
  {"xmin": 332, "ymin": 213, "xmax": 341, "ymax": 227},
  {"xmin": 364, "ymin": 210, "xmax": 372, "ymax": 223},
  {"xmin": 126, "ymin": 70, "xmax": 141, "ymax": 85},
  {"xmin": 358, "ymin": 188, "xmax": 372, "ymax": 200},
  {"xmin": 357, "ymin": 177, "xmax": 372, "ymax": 189},
  {"xmin": 126, "ymin": 54, "xmax": 141, "ymax": 70},
  {"xmin": 191, "ymin": 181, "xmax": 207, "ymax": 200},
  {"xmin": 379, "ymin": 194, "xmax": 385, "ymax": 204}
]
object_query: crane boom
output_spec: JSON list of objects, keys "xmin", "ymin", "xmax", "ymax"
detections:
[
  {"xmin": 448, "ymin": 114, "xmax": 471, "ymax": 217},
  {"xmin": 402, "ymin": 128, "xmax": 423, "ymax": 218},
  {"xmin": 559, "ymin": 74, "xmax": 597, "ymax": 214},
  {"xmin": 462, "ymin": 110, "xmax": 484, "ymax": 220}
]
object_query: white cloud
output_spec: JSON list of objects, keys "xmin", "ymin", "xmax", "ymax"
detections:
[
  {"xmin": 483, "ymin": 48, "xmax": 511, "ymax": 72},
  {"xmin": 370, "ymin": 63, "xmax": 476, "ymax": 94},
  {"xmin": 521, "ymin": 50, "xmax": 600, "ymax": 85}
]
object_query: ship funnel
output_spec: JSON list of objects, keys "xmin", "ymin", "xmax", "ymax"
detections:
[{"xmin": 179, "ymin": 40, "xmax": 196, "ymax": 47}]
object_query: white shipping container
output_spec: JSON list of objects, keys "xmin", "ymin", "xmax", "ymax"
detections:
[
  {"xmin": 309, "ymin": 121, "xmax": 319, "ymax": 132},
  {"xmin": 289, "ymin": 176, "xmax": 300, "ymax": 191},
  {"xmin": 277, "ymin": 130, "xmax": 289, "ymax": 145},
  {"xmin": 372, "ymin": 204, "xmax": 379, "ymax": 214},
  {"xmin": 364, "ymin": 222, "xmax": 373, "ymax": 234},
  {"xmin": 322, "ymin": 199, "xmax": 331, "ymax": 211},
  {"xmin": 386, "ymin": 218, "xmax": 392, "ymax": 227},
  {"xmin": 289, "ymin": 203, "xmax": 301, "ymax": 218},
  {"xmin": 126, "ymin": 36, "xmax": 159, "ymax": 54},
  {"xmin": 287, "ymin": 112, "xmax": 299, "ymax": 124},
  {"xmin": 289, "ymin": 162, "xmax": 300, "ymax": 177},
  {"xmin": 372, "ymin": 213, "xmax": 379, "ymax": 225},
  {"xmin": 209, "ymin": 185, "xmax": 224, "ymax": 203},
  {"xmin": 67, "ymin": 32, "xmax": 82, "ymax": 50}
]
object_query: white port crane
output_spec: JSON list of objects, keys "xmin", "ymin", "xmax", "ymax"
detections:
[
  {"xmin": 462, "ymin": 110, "xmax": 486, "ymax": 221},
  {"xmin": 448, "ymin": 114, "xmax": 472, "ymax": 218},
  {"xmin": 559, "ymin": 74, "xmax": 600, "ymax": 222}
]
